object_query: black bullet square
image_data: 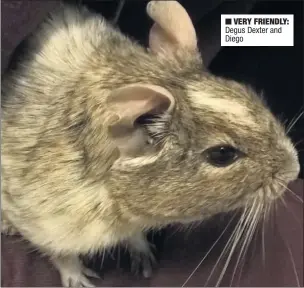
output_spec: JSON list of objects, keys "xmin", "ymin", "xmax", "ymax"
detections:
[{"xmin": 225, "ymin": 18, "xmax": 232, "ymax": 25}]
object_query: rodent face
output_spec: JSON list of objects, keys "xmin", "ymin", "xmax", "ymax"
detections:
[
  {"xmin": 7, "ymin": 2, "xmax": 297, "ymax": 228},
  {"xmin": 106, "ymin": 74, "xmax": 300, "ymax": 225},
  {"xmin": 101, "ymin": 0, "xmax": 300, "ymax": 226}
]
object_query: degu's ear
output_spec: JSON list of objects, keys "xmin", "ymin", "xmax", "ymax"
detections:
[
  {"xmin": 146, "ymin": 1, "xmax": 197, "ymax": 55},
  {"xmin": 106, "ymin": 84, "xmax": 175, "ymax": 157}
]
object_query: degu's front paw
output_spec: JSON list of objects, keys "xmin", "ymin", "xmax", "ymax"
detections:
[
  {"xmin": 60, "ymin": 268, "xmax": 97, "ymax": 288},
  {"xmin": 127, "ymin": 233, "xmax": 157, "ymax": 278},
  {"xmin": 130, "ymin": 245, "xmax": 157, "ymax": 278},
  {"xmin": 1, "ymin": 217, "xmax": 19, "ymax": 236},
  {"xmin": 52, "ymin": 255, "xmax": 100, "ymax": 287}
]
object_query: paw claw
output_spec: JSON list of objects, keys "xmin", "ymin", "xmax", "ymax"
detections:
[
  {"xmin": 83, "ymin": 267, "xmax": 101, "ymax": 279},
  {"xmin": 52, "ymin": 256, "xmax": 97, "ymax": 287},
  {"xmin": 62, "ymin": 272, "xmax": 96, "ymax": 287}
]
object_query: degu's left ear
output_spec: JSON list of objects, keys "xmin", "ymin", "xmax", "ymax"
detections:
[
  {"xmin": 146, "ymin": 1, "xmax": 197, "ymax": 55},
  {"xmin": 106, "ymin": 84, "xmax": 175, "ymax": 157}
]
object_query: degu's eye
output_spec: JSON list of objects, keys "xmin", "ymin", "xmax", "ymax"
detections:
[{"xmin": 204, "ymin": 145, "xmax": 241, "ymax": 167}]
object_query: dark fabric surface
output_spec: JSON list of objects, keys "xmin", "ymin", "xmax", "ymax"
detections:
[
  {"xmin": 1, "ymin": 0, "xmax": 59, "ymax": 75},
  {"xmin": 2, "ymin": 180, "xmax": 303, "ymax": 287}
]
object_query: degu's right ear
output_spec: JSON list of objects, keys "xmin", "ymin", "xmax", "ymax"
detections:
[
  {"xmin": 105, "ymin": 84, "xmax": 175, "ymax": 157},
  {"xmin": 146, "ymin": 1, "xmax": 198, "ymax": 56}
]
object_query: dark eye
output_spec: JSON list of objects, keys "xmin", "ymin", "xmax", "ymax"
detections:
[{"xmin": 204, "ymin": 145, "xmax": 241, "ymax": 167}]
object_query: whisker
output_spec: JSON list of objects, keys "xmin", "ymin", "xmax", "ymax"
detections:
[
  {"xmin": 281, "ymin": 117, "xmax": 289, "ymax": 127},
  {"xmin": 203, "ymin": 207, "xmax": 249, "ymax": 287},
  {"xmin": 273, "ymin": 190, "xmax": 301, "ymax": 287},
  {"xmin": 236, "ymin": 201, "xmax": 269, "ymax": 286},
  {"xmin": 215, "ymin": 205, "xmax": 255, "ymax": 287},
  {"xmin": 195, "ymin": 220, "xmax": 204, "ymax": 229},
  {"xmin": 286, "ymin": 109, "xmax": 304, "ymax": 134},
  {"xmin": 240, "ymin": 206, "xmax": 262, "ymax": 286},
  {"xmin": 112, "ymin": 0, "xmax": 126, "ymax": 25},
  {"xmin": 166, "ymin": 224, "xmax": 183, "ymax": 241},
  {"xmin": 213, "ymin": 202, "xmax": 257, "ymax": 287},
  {"xmin": 279, "ymin": 196, "xmax": 302, "ymax": 226},
  {"xmin": 181, "ymin": 213, "xmax": 237, "ymax": 287},
  {"xmin": 273, "ymin": 198, "xmax": 282, "ymax": 245},
  {"xmin": 288, "ymin": 189, "xmax": 303, "ymax": 204},
  {"xmin": 287, "ymin": 245, "xmax": 301, "ymax": 287},
  {"xmin": 278, "ymin": 181, "xmax": 303, "ymax": 204},
  {"xmin": 99, "ymin": 248, "xmax": 106, "ymax": 271},
  {"xmin": 281, "ymin": 233, "xmax": 301, "ymax": 287},
  {"xmin": 261, "ymin": 202, "xmax": 271, "ymax": 266},
  {"xmin": 229, "ymin": 220, "xmax": 253, "ymax": 286},
  {"xmin": 236, "ymin": 247, "xmax": 246, "ymax": 287},
  {"xmin": 229, "ymin": 201, "xmax": 263, "ymax": 286},
  {"xmin": 229, "ymin": 210, "xmax": 255, "ymax": 286},
  {"xmin": 294, "ymin": 139, "xmax": 304, "ymax": 148},
  {"xmin": 275, "ymin": 178, "xmax": 303, "ymax": 201},
  {"xmin": 184, "ymin": 222, "xmax": 196, "ymax": 240}
]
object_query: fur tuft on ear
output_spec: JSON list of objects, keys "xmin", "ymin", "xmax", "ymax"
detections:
[
  {"xmin": 146, "ymin": 1, "xmax": 197, "ymax": 55},
  {"xmin": 106, "ymin": 84, "xmax": 175, "ymax": 157}
]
